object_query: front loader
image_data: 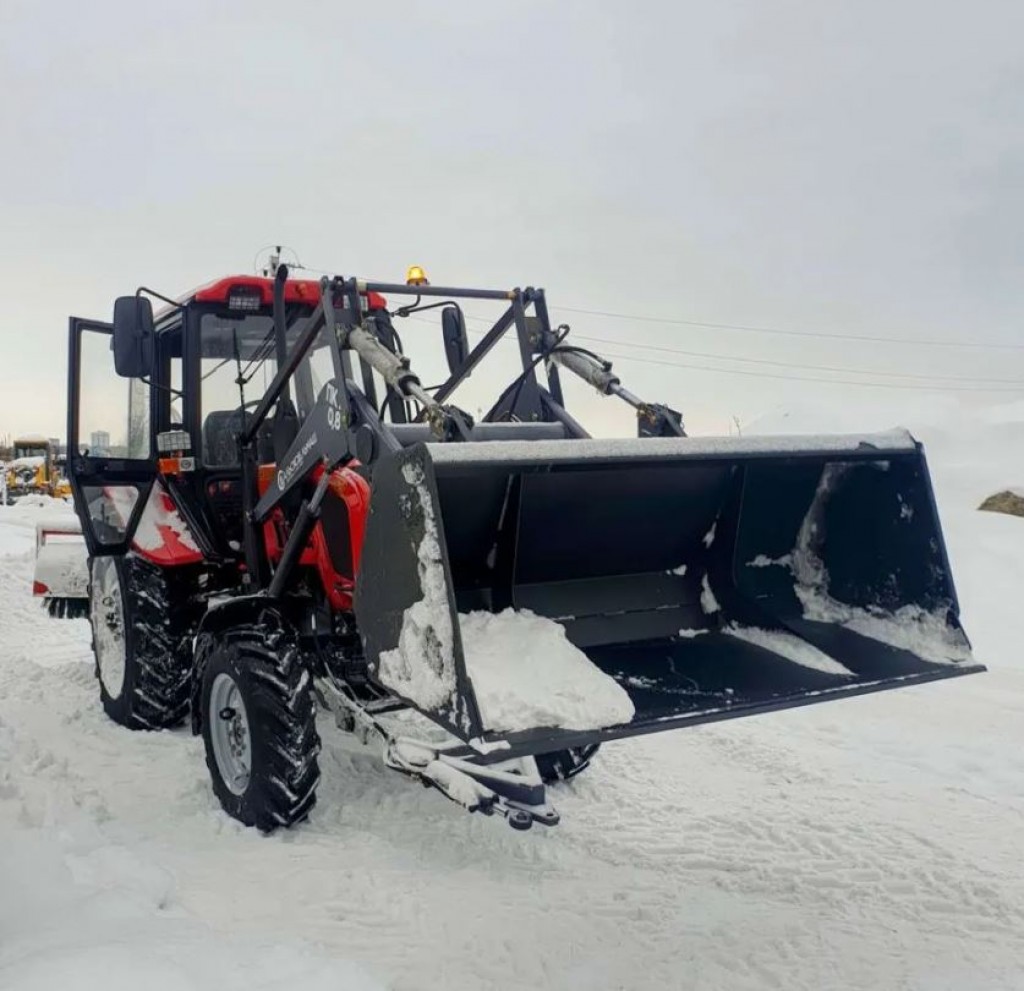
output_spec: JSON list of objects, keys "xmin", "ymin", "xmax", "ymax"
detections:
[
  {"xmin": 66, "ymin": 265, "xmax": 983, "ymax": 831},
  {"xmin": 4, "ymin": 436, "xmax": 69, "ymax": 503}
]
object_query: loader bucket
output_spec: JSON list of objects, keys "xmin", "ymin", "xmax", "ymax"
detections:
[{"xmin": 355, "ymin": 431, "xmax": 984, "ymax": 758}]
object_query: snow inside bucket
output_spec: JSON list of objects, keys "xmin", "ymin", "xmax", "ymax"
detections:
[{"xmin": 459, "ymin": 609, "xmax": 635, "ymax": 733}]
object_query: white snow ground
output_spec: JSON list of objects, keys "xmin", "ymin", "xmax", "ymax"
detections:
[{"xmin": 1, "ymin": 401, "xmax": 1023, "ymax": 990}]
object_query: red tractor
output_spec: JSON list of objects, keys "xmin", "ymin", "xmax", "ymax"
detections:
[{"xmin": 67, "ymin": 265, "xmax": 983, "ymax": 831}]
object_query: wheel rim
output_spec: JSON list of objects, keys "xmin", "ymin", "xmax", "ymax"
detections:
[
  {"xmin": 90, "ymin": 557, "xmax": 126, "ymax": 699},
  {"xmin": 209, "ymin": 673, "xmax": 252, "ymax": 796}
]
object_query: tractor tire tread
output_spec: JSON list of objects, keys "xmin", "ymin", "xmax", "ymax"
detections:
[
  {"xmin": 199, "ymin": 623, "xmax": 321, "ymax": 832},
  {"xmin": 93, "ymin": 555, "xmax": 197, "ymax": 731}
]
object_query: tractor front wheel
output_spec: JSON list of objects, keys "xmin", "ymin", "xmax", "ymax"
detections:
[{"xmin": 197, "ymin": 623, "xmax": 320, "ymax": 832}]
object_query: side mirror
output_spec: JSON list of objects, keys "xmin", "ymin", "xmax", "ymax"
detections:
[
  {"xmin": 112, "ymin": 296, "xmax": 155, "ymax": 378},
  {"xmin": 441, "ymin": 305, "xmax": 469, "ymax": 375}
]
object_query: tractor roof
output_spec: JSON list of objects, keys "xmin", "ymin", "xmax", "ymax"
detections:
[{"xmin": 185, "ymin": 275, "xmax": 388, "ymax": 311}]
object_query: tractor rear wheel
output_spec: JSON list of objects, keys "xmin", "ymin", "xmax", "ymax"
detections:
[
  {"xmin": 535, "ymin": 744, "xmax": 601, "ymax": 784},
  {"xmin": 197, "ymin": 622, "xmax": 320, "ymax": 832},
  {"xmin": 89, "ymin": 555, "xmax": 193, "ymax": 730}
]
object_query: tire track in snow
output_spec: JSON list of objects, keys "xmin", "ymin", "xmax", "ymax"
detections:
[{"xmin": 557, "ymin": 727, "xmax": 1024, "ymax": 947}]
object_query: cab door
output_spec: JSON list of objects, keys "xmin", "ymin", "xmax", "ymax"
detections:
[{"xmin": 67, "ymin": 317, "xmax": 156, "ymax": 557}]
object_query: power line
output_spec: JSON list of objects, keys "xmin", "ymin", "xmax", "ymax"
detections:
[
  {"xmin": 566, "ymin": 332, "xmax": 1024, "ymax": 385},
  {"xmin": 283, "ymin": 266, "xmax": 1018, "ymax": 351},
  {"xmin": 548, "ymin": 304, "xmax": 1024, "ymax": 352},
  {"xmin": 593, "ymin": 347, "xmax": 1024, "ymax": 392},
  {"xmin": 405, "ymin": 312, "xmax": 1023, "ymax": 389}
]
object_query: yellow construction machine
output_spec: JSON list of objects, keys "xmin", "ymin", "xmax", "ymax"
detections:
[{"xmin": 4, "ymin": 436, "xmax": 71, "ymax": 503}]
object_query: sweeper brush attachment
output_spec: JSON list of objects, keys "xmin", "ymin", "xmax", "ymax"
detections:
[{"xmin": 356, "ymin": 430, "xmax": 982, "ymax": 758}]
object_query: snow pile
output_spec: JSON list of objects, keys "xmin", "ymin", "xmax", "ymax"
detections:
[
  {"xmin": 0, "ymin": 494, "xmax": 75, "ymax": 520},
  {"xmin": 377, "ymin": 462, "xmax": 457, "ymax": 714},
  {"xmin": 9, "ymin": 454, "xmax": 45, "ymax": 471},
  {"xmin": 34, "ymin": 541, "xmax": 89, "ymax": 598},
  {"xmin": 796, "ymin": 591, "xmax": 972, "ymax": 666},
  {"xmin": 725, "ymin": 625, "xmax": 854, "ymax": 677},
  {"xmin": 460, "ymin": 609, "xmax": 635, "ymax": 732}
]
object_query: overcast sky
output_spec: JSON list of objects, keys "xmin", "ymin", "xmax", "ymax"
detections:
[{"xmin": 1, "ymin": 0, "xmax": 1021, "ymax": 440}]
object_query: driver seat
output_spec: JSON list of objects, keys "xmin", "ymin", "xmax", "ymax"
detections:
[
  {"xmin": 202, "ymin": 408, "xmax": 278, "ymax": 468},
  {"xmin": 202, "ymin": 409, "xmax": 250, "ymax": 468},
  {"xmin": 272, "ymin": 399, "xmax": 300, "ymax": 465},
  {"xmin": 271, "ymin": 399, "xmax": 303, "ymax": 515}
]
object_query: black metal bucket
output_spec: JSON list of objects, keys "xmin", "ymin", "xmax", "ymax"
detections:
[{"xmin": 354, "ymin": 432, "xmax": 983, "ymax": 758}]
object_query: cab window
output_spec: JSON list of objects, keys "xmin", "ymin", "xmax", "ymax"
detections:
[{"xmin": 198, "ymin": 310, "xmax": 337, "ymax": 467}]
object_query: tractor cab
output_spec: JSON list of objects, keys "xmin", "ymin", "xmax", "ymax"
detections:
[{"xmin": 68, "ymin": 276, "xmax": 380, "ymax": 559}]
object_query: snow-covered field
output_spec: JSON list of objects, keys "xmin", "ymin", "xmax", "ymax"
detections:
[{"xmin": 1, "ymin": 401, "xmax": 1023, "ymax": 990}]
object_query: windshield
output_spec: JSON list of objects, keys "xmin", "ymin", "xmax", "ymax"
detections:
[
  {"xmin": 199, "ymin": 310, "xmax": 339, "ymax": 467},
  {"xmin": 13, "ymin": 443, "xmax": 48, "ymax": 458}
]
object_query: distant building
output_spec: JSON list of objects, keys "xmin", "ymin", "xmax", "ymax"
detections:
[{"xmin": 90, "ymin": 430, "xmax": 111, "ymax": 454}]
